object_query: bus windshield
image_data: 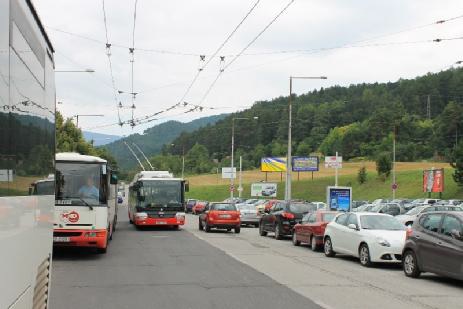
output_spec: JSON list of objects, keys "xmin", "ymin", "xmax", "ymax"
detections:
[
  {"xmin": 139, "ymin": 180, "xmax": 182, "ymax": 208},
  {"xmin": 35, "ymin": 180, "xmax": 54, "ymax": 195},
  {"xmin": 55, "ymin": 163, "xmax": 103, "ymax": 206}
]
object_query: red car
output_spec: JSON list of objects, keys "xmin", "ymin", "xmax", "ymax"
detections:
[
  {"xmin": 198, "ymin": 202, "xmax": 241, "ymax": 233},
  {"xmin": 192, "ymin": 201, "xmax": 207, "ymax": 214},
  {"xmin": 292, "ymin": 210, "xmax": 338, "ymax": 250}
]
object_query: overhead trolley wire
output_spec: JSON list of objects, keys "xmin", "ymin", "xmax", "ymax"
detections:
[{"xmin": 129, "ymin": 0, "xmax": 139, "ymax": 127}]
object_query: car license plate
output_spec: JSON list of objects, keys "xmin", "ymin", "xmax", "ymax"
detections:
[
  {"xmin": 156, "ymin": 221, "xmax": 167, "ymax": 225},
  {"xmin": 53, "ymin": 237, "xmax": 70, "ymax": 242},
  {"xmin": 219, "ymin": 214, "xmax": 231, "ymax": 218}
]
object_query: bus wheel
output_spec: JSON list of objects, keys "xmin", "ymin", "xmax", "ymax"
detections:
[{"xmin": 173, "ymin": 225, "xmax": 180, "ymax": 230}]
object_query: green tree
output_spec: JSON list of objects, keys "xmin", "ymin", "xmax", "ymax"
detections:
[
  {"xmin": 451, "ymin": 142, "xmax": 463, "ymax": 186},
  {"xmin": 376, "ymin": 152, "xmax": 392, "ymax": 180}
]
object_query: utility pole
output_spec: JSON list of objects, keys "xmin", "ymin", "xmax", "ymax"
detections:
[
  {"xmin": 335, "ymin": 151, "xmax": 339, "ymax": 187},
  {"xmin": 239, "ymin": 156, "xmax": 243, "ymax": 198},
  {"xmin": 392, "ymin": 126, "xmax": 397, "ymax": 199},
  {"xmin": 181, "ymin": 146, "xmax": 185, "ymax": 179},
  {"xmin": 285, "ymin": 76, "xmax": 327, "ymax": 202}
]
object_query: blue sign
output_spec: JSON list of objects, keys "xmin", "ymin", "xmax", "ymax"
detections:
[
  {"xmin": 292, "ymin": 156, "xmax": 319, "ymax": 172},
  {"xmin": 327, "ymin": 187, "xmax": 352, "ymax": 212}
]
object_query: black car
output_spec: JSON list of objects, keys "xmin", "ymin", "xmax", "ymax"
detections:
[
  {"xmin": 402, "ymin": 211, "xmax": 463, "ymax": 280},
  {"xmin": 259, "ymin": 201, "xmax": 316, "ymax": 239}
]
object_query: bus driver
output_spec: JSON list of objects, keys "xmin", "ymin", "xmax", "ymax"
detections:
[{"xmin": 78, "ymin": 177, "xmax": 99, "ymax": 200}]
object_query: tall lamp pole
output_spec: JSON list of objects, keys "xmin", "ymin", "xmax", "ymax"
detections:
[
  {"xmin": 285, "ymin": 76, "xmax": 327, "ymax": 202},
  {"xmin": 231, "ymin": 117, "xmax": 258, "ymax": 201}
]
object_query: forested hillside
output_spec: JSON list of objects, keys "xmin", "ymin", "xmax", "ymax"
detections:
[
  {"xmin": 103, "ymin": 114, "xmax": 227, "ymax": 171},
  {"xmin": 162, "ymin": 68, "xmax": 463, "ymax": 174}
]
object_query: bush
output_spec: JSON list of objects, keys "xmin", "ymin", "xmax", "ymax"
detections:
[
  {"xmin": 358, "ymin": 166, "xmax": 367, "ymax": 184},
  {"xmin": 376, "ymin": 153, "xmax": 392, "ymax": 180}
]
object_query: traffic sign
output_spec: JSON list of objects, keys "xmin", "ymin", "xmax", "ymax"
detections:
[
  {"xmin": 392, "ymin": 183, "xmax": 398, "ymax": 190},
  {"xmin": 230, "ymin": 185, "xmax": 235, "ymax": 192}
]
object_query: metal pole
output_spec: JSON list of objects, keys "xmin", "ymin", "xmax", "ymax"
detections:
[
  {"xmin": 181, "ymin": 146, "xmax": 185, "ymax": 179},
  {"xmin": 230, "ymin": 118, "xmax": 235, "ymax": 201},
  {"xmin": 285, "ymin": 77, "xmax": 292, "ymax": 202},
  {"xmin": 335, "ymin": 151, "xmax": 338, "ymax": 187},
  {"xmin": 76, "ymin": 115, "xmax": 79, "ymax": 128},
  {"xmin": 393, "ymin": 127, "xmax": 396, "ymax": 199},
  {"xmin": 239, "ymin": 156, "xmax": 243, "ymax": 198}
]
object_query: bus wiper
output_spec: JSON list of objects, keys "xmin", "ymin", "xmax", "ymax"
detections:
[{"xmin": 78, "ymin": 198, "xmax": 93, "ymax": 210}]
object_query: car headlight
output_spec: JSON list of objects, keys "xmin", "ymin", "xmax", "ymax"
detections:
[
  {"xmin": 377, "ymin": 237, "xmax": 391, "ymax": 247},
  {"xmin": 135, "ymin": 212, "xmax": 148, "ymax": 219}
]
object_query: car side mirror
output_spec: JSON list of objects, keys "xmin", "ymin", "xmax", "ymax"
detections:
[
  {"xmin": 110, "ymin": 173, "xmax": 118, "ymax": 185},
  {"xmin": 451, "ymin": 229, "xmax": 462, "ymax": 240},
  {"xmin": 348, "ymin": 223, "xmax": 358, "ymax": 230}
]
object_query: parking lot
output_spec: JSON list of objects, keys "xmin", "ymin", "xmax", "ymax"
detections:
[{"xmin": 185, "ymin": 214, "xmax": 463, "ymax": 309}]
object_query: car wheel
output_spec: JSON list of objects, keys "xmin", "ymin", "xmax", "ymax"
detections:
[
  {"xmin": 205, "ymin": 222, "xmax": 211, "ymax": 233},
  {"xmin": 275, "ymin": 224, "xmax": 283, "ymax": 240},
  {"xmin": 292, "ymin": 233, "xmax": 301, "ymax": 246},
  {"xmin": 259, "ymin": 223, "xmax": 267, "ymax": 236},
  {"xmin": 359, "ymin": 244, "xmax": 373, "ymax": 267},
  {"xmin": 310, "ymin": 236, "xmax": 318, "ymax": 251},
  {"xmin": 324, "ymin": 237, "xmax": 336, "ymax": 257},
  {"xmin": 403, "ymin": 250, "xmax": 421, "ymax": 278},
  {"xmin": 235, "ymin": 227, "xmax": 240, "ymax": 234},
  {"xmin": 198, "ymin": 219, "xmax": 203, "ymax": 230}
]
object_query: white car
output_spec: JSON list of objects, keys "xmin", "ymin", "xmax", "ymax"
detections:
[
  {"xmin": 396, "ymin": 205, "xmax": 463, "ymax": 226},
  {"xmin": 323, "ymin": 212, "xmax": 407, "ymax": 267}
]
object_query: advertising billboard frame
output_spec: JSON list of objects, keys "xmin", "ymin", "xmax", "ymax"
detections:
[
  {"xmin": 326, "ymin": 186, "xmax": 352, "ymax": 212},
  {"xmin": 422, "ymin": 168, "xmax": 444, "ymax": 193},
  {"xmin": 261, "ymin": 157, "xmax": 287, "ymax": 172},
  {"xmin": 292, "ymin": 156, "xmax": 319, "ymax": 172},
  {"xmin": 251, "ymin": 182, "xmax": 277, "ymax": 198}
]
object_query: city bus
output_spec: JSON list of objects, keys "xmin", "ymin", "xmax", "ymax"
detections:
[
  {"xmin": 54, "ymin": 153, "xmax": 119, "ymax": 253},
  {"xmin": 128, "ymin": 171, "xmax": 188, "ymax": 229},
  {"xmin": 0, "ymin": 0, "xmax": 56, "ymax": 308}
]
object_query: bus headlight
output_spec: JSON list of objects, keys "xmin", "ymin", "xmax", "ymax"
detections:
[
  {"xmin": 135, "ymin": 212, "xmax": 148, "ymax": 220},
  {"xmin": 175, "ymin": 212, "xmax": 185, "ymax": 221}
]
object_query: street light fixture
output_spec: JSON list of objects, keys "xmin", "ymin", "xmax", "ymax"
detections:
[
  {"xmin": 285, "ymin": 76, "xmax": 327, "ymax": 202},
  {"xmin": 230, "ymin": 116, "xmax": 258, "ymax": 201},
  {"xmin": 55, "ymin": 69, "xmax": 95, "ymax": 73}
]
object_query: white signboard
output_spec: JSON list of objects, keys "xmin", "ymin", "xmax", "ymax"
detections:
[
  {"xmin": 324, "ymin": 156, "xmax": 343, "ymax": 168},
  {"xmin": 251, "ymin": 183, "xmax": 277, "ymax": 197},
  {"xmin": 0, "ymin": 169, "xmax": 13, "ymax": 182},
  {"xmin": 221, "ymin": 167, "xmax": 237, "ymax": 179}
]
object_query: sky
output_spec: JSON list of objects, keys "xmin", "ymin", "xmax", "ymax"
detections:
[{"xmin": 33, "ymin": 0, "xmax": 463, "ymax": 136}]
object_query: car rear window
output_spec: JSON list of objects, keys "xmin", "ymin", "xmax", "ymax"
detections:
[
  {"xmin": 289, "ymin": 203, "xmax": 316, "ymax": 213},
  {"xmin": 211, "ymin": 203, "xmax": 236, "ymax": 211}
]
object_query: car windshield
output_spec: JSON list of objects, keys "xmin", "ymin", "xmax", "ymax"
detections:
[
  {"xmin": 322, "ymin": 213, "xmax": 337, "ymax": 222},
  {"xmin": 360, "ymin": 215, "xmax": 406, "ymax": 230},
  {"xmin": 405, "ymin": 206, "xmax": 426, "ymax": 215},
  {"xmin": 370, "ymin": 204, "xmax": 384, "ymax": 212},
  {"xmin": 211, "ymin": 203, "xmax": 236, "ymax": 211},
  {"xmin": 289, "ymin": 203, "xmax": 316, "ymax": 213},
  {"xmin": 139, "ymin": 180, "xmax": 182, "ymax": 207},
  {"xmin": 35, "ymin": 180, "xmax": 54, "ymax": 195},
  {"xmin": 237, "ymin": 204, "xmax": 255, "ymax": 211},
  {"xmin": 55, "ymin": 162, "xmax": 103, "ymax": 206}
]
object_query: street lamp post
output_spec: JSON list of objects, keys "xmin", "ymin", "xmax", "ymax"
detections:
[
  {"xmin": 73, "ymin": 114, "xmax": 104, "ymax": 127},
  {"xmin": 285, "ymin": 76, "xmax": 327, "ymax": 202},
  {"xmin": 231, "ymin": 117, "xmax": 258, "ymax": 201}
]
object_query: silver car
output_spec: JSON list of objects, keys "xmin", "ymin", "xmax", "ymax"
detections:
[{"xmin": 236, "ymin": 204, "xmax": 260, "ymax": 227}]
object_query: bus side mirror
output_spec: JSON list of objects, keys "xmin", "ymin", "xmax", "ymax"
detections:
[
  {"xmin": 184, "ymin": 181, "xmax": 189, "ymax": 192},
  {"xmin": 110, "ymin": 173, "xmax": 118, "ymax": 185}
]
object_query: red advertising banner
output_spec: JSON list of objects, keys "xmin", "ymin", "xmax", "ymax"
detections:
[{"xmin": 423, "ymin": 169, "xmax": 444, "ymax": 193}]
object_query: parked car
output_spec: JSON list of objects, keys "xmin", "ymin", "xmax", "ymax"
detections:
[
  {"xmin": 352, "ymin": 200, "xmax": 369, "ymax": 209},
  {"xmin": 312, "ymin": 202, "xmax": 327, "ymax": 210},
  {"xmin": 293, "ymin": 210, "xmax": 338, "ymax": 250},
  {"xmin": 192, "ymin": 201, "xmax": 208, "ymax": 214},
  {"xmin": 259, "ymin": 201, "xmax": 316, "ymax": 239},
  {"xmin": 435, "ymin": 199, "xmax": 463, "ymax": 206},
  {"xmin": 258, "ymin": 199, "xmax": 279, "ymax": 214},
  {"xmin": 368, "ymin": 203, "xmax": 405, "ymax": 216},
  {"xmin": 236, "ymin": 204, "xmax": 260, "ymax": 227},
  {"xmin": 371, "ymin": 199, "xmax": 390, "ymax": 205},
  {"xmin": 117, "ymin": 192, "xmax": 123, "ymax": 204},
  {"xmin": 198, "ymin": 202, "xmax": 241, "ymax": 233},
  {"xmin": 223, "ymin": 197, "xmax": 245, "ymax": 204},
  {"xmin": 185, "ymin": 199, "xmax": 197, "ymax": 213},
  {"xmin": 354, "ymin": 204, "xmax": 375, "ymax": 212},
  {"xmin": 396, "ymin": 205, "xmax": 463, "ymax": 226},
  {"xmin": 402, "ymin": 211, "xmax": 463, "ymax": 280},
  {"xmin": 324, "ymin": 212, "xmax": 407, "ymax": 267},
  {"xmin": 404, "ymin": 198, "xmax": 440, "ymax": 210}
]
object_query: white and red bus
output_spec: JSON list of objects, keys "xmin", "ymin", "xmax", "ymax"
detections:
[
  {"xmin": 0, "ymin": 0, "xmax": 56, "ymax": 307},
  {"xmin": 128, "ymin": 171, "xmax": 188, "ymax": 228},
  {"xmin": 54, "ymin": 153, "xmax": 119, "ymax": 253}
]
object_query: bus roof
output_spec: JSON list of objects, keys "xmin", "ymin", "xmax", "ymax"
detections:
[{"xmin": 56, "ymin": 152, "xmax": 107, "ymax": 163}]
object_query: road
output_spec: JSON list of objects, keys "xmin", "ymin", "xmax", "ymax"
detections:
[
  {"xmin": 49, "ymin": 205, "xmax": 321, "ymax": 309},
  {"xmin": 50, "ymin": 207, "xmax": 463, "ymax": 309}
]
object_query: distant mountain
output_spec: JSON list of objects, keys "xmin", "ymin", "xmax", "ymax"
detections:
[
  {"xmin": 83, "ymin": 131, "xmax": 121, "ymax": 146},
  {"xmin": 103, "ymin": 114, "xmax": 228, "ymax": 171}
]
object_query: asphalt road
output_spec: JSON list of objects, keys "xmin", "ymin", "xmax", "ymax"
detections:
[{"xmin": 49, "ymin": 206, "xmax": 322, "ymax": 309}]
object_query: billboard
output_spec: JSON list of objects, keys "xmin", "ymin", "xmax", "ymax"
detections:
[
  {"xmin": 326, "ymin": 186, "xmax": 352, "ymax": 212},
  {"xmin": 251, "ymin": 183, "xmax": 277, "ymax": 197},
  {"xmin": 324, "ymin": 156, "xmax": 342, "ymax": 168},
  {"xmin": 292, "ymin": 156, "xmax": 319, "ymax": 172},
  {"xmin": 221, "ymin": 167, "xmax": 236, "ymax": 179},
  {"xmin": 261, "ymin": 157, "xmax": 287, "ymax": 172},
  {"xmin": 423, "ymin": 169, "xmax": 444, "ymax": 193}
]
